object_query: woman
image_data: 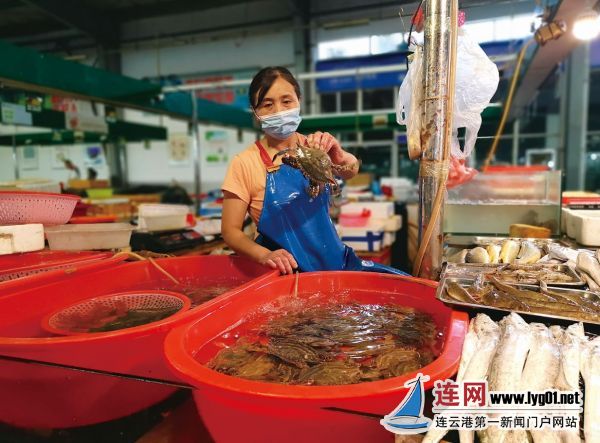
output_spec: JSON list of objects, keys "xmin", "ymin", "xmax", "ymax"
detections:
[{"xmin": 222, "ymin": 66, "xmax": 406, "ymax": 276}]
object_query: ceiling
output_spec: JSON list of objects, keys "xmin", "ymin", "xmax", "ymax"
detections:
[{"xmin": 0, "ymin": 0, "xmax": 510, "ymax": 47}]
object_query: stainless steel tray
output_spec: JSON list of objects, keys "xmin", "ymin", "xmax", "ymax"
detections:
[
  {"xmin": 440, "ymin": 262, "xmax": 585, "ymax": 287},
  {"xmin": 437, "ymin": 277, "xmax": 600, "ymax": 326}
]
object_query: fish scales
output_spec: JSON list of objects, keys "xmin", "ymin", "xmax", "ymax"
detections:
[
  {"xmin": 581, "ymin": 336, "xmax": 600, "ymax": 443},
  {"xmin": 481, "ymin": 313, "xmax": 532, "ymax": 443}
]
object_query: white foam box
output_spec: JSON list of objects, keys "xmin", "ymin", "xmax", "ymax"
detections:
[
  {"xmin": 383, "ymin": 231, "xmax": 396, "ymax": 247},
  {"xmin": 339, "ymin": 221, "xmax": 385, "ymax": 252},
  {"xmin": 379, "ymin": 215, "xmax": 402, "ymax": 232},
  {"xmin": 340, "ymin": 202, "xmax": 394, "ymax": 219},
  {"xmin": 0, "ymin": 224, "xmax": 44, "ymax": 255},
  {"xmin": 565, "ymin": 209, "xmax": 590, "ymax": 240},
  {"xmin": 561, "ymin": 207, "xmax": 571, "ymax": 235},
  {"xmin": 570, "ymin": 210, "xmax": 600, "ymax": 246}
]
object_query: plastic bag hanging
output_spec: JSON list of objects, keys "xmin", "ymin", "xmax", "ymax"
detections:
[
  {"xmin": 451, "ymin": 28, "xmax": 499, "ymax": 159},
  {"xmin": 396, "ymin": 45, "xmax": 425, "ymax": 160}
]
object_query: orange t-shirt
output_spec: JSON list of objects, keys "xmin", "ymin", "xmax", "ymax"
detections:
[{"xmin": 221, "ymin": 142, "xmax": 284, "ymax": 225}]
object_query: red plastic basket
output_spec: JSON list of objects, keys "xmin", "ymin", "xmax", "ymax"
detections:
[
  {"xmin": 0, "ymin": 250, "xmax": 114, "ymax": 283},
  {"xmin": 0, "ymin": 255, "xmax": 275, "ymax": 429},
  {"xmin": 0, "ymin": 191, "xmax": 79, "ymax": 225},
  {"xmin": 164, "ymin": 272, "xmax": 468, "ymax": 443},
  {"xmin": 43, "ymin": 290, "xmax": 191, "ymax": 335}
]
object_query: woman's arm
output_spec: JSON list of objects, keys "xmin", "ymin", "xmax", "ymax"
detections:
[{"xmin": 221, "ymin": 191, "xmax": 298, "ymax": 274}]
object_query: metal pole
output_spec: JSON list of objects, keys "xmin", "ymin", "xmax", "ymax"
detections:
[
  {"xmin": 415, "ymin": 0, "xmax": 458, "ymax": 280},
  {"xmin": 13, "ymin": 140, "xmax": 18, "ymax": 180},
  {"xmin": 161, "ymin": 55, "xmax": 514, "ymax": 93},
  {"xmin": 190, "ymin": 92, "xmax": 202, "ymax": 215},
  {"xmin": 12, "ymin": 135, "xmax": 19, "ymax": 180},
  {"xmin": 512, "ymin": 119, "xmax": 520, "ymax": 165},
  {"xmin": 564, "ymin": 43, "xmax": 590, "ymax": 191},
  {"xmin": 391, "ymin": 130, "xmax": 399, "ymax": 178}
]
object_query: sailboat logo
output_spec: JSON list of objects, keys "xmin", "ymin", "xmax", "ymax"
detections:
[{"xmin": 380, "ymin": 373, "xmax": 432, "ymax": 435}]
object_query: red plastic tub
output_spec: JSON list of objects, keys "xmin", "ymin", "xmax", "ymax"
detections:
[
  {"xmin": 0, "ymin": 250, "xmax": 127, "ymax": 292},
  {"xmin": 164, "ymin": 272, "xmax": 468, "ymax": 443},
  {"xmin": 0, "ymin": 255, "xmax": 275, "ymax": 429}
]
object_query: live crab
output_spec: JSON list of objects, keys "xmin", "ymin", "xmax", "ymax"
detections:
[{"xmin": 273, "ymin": 143, "xmax": 356, "ymax": 198}]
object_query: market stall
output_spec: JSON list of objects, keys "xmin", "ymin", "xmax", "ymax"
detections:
[{"xmin": 0, "ymin": 0, "xmax": 599, "ymax": 442}]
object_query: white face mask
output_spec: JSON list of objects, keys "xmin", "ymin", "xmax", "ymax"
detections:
[{"xmin": 257, "ymin": 107, "xmax": 302, "ymax": 139}]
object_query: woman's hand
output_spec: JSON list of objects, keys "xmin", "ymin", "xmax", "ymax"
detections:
[
  {"xmin": 306, "ymin": 131, "xmax": 345, "ymax": 165},
  {"xmin": 259, "ymin": 249, "xmax": 298, "ymax": 274}
]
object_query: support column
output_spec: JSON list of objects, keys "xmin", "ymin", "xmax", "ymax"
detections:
[
  {"xmin": 416, "ymin": 0, "xmax": 458, "ymax": 279},
  {"xmin": 512, "ymin": 119, "xmax": 520, "ymax": 165},
  {"xmin": 190, "ymin": 92, "xmax": 202, "ymax": 215},
  {"xmin": 564, "ymin": 43, "xmax": 590, "ymax": 190},
  {"xmin": 391, "ymin": 130, "xmax": 399, "ymax": 177}
]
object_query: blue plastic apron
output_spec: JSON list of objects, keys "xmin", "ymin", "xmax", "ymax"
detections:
[{"xmin": 254, "ymin": 141, "xmax": 408, "ymax": 275}]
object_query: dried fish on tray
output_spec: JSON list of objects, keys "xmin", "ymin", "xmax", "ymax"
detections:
[
  {"xmin": 441, "ymin": 262, "xmax": 585, "ymax": 287},
  {"xmin": 437, "ymin": 276, "xmax": 600, "ymax": 325},
  {"xmin": 472, "ymin": 236, "xmax": 570, "ymax": 248}
]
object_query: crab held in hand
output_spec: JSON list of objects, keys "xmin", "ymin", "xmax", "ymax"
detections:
[{"xmin": 273, "ymin": 143, "xmax": 356, "ymax": 198}]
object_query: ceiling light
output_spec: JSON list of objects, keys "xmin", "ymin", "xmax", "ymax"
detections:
[{"xmin": 573, "ymin": 7, "xmax": 600, "ymax": 40}]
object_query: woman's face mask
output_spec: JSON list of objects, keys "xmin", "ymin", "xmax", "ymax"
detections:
[{"xmin": 257, "ymin": 107, "xmax": 302, "ymax": 140}]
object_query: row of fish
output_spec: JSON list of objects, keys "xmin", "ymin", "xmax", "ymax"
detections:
[
  {"xmin": 445, "ymin": 264, "xmax": 580, "ymax": 286},
  {"xmin": 448, "ymin": 240, "xmax": 546, "ymax": 265},
  {"xmin": 424, "ymin": 313, "xmax": 600, "ymax": 443},
  {"xmin": 445, "ymin": 275, "xmax": 600, "ymax": 323}
]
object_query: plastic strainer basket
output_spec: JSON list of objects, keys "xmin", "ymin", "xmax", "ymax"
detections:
[
  {"xmin": 0, "ymin": 191, "xmax": 80, "ymax": 225},
  {"xmin": 42, "ymin": 290, "xmax": 191, "ymax": 335}
]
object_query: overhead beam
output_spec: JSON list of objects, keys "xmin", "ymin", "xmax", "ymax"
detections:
[
  {"xmin": 511, "ymin": 0, "xmax": 586, "ymax": 118},
  {"xmin": 117, "ymin": 0, "xmax": 250, "ymax": 22},
  {"xmin": 0, "ymin": 39, "xmax": 254, "ymax": 127},
  {"xmin": 20, "ymin": 0, "xmax": 119, "ymax": 46}
]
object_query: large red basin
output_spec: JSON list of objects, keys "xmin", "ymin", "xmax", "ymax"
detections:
[
  {"xmin": 0, "ymin": 255, "xmax": 274, "ymax": 428},
  {"xmin": 164, "ymin": 272, "xmax": 468, "ymax": 443}
]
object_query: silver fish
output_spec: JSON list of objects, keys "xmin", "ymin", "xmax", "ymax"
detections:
[
  {"xmin": 577, "ymin": 252, "xmax": 600, "ymax": 288},
  {"xmin": 546, "ymin": 243, "xmax": 580, "ymax": 262},
  {"xmin": 581, "ymin": 336, "xmax": 600, "ymax": 443},
  {"xmin": 459, "ymin": 314, "xmax": 500, "ymax": 443},
  {"xmin": 481, "ymin": 313, "xmax": 532, "ymax": 443},
  {"xmin": 580, "ymin": 270, "xmax": 600, "ymax": 292},
  {"xmin": 487, "ymin": 244, "xmax": 501, "ymax": 264},
  {"xmin": 553, "ymin": 321, "xmax": 584, "ymax": 443},
  {"xmin": 514, "ymin": 240, "xmax": 542, "ymax": 265},
  {"xmin": 447, "ymin": 249, "xmax": 469, "ymax": 264},
  {"xmin": 424, "ymin": 318, "xmax": 481, "ymax": 443},
  {"xmin": 520, "ymin": 323, "xmax": 561, "ymax": 443},
  {"xmin": 466, "ymin": 247, "xmax": 490, "ymax": 264},
  {"xmin": 499, "ymin": 239, "xmax": 520, "ymax": 264}
]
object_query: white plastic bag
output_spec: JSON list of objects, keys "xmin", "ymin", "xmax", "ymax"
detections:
[
  {"xmin": 396, "ymin": 45, "xmax": 424, "ymax": 160},
  {"xmin": 396, "ymin": 30, "xmax": 499, "ymax": 160},
  {"xmin": 452, "ymin": 29, "xmax": 499, "ymax": 159}
]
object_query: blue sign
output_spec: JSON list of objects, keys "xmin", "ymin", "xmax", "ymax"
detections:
[{"xmin": 315, "ymin": 40, "xmax": 527, "ymax": 93}]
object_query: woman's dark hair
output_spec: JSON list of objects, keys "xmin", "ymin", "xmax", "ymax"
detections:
[{"xmin": 248, "ymin": 66, "xmax": 301, "ymax": 109}]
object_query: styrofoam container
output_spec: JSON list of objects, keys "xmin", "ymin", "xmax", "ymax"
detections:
[
  {"xmin": 339, "ymin": 221, "xmax": 385, "ymax": 252},
  {"xmin": 138, "ymin": 204, "xmax": 189, "ymax": 232},
  {"xmin": 383, "ymin": 231, "xmax": 396, "ymax": 247},
  {"xmin": 561, "ymin": 207, "xmax": 571, "ymax": 235},
  {"xmin": 377, "ymin": 214, "xmax": 402, "ymax": 232},
  {"xmin": 341, "ymin": 202, "xmax": 394, "ymax": 219},
  {"xmin": 570, "ymin": 210, "xmax": 600, "ymax": 246},
  {"xmin": 45, "ymin": 223, "xmax": 134, "ymax": 251},
  {"xmin": 0, "ymin": 224, "xmax": 44, "ymax": 255},
  {"xmin": 565, "ymin": 209, "xmax": 589, "ymax": 239},
  {"xmin": 0, "ymin": 180, "xmax": 61, "ymax": 194}
]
